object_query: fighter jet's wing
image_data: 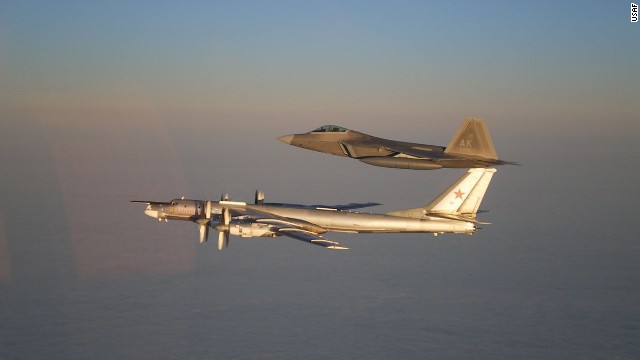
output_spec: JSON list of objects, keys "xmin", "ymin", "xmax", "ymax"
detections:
[
  {"xmin": 381, "ymin": 143, "xmax": 515, "ymax": 165},
  {"xmin": 229, "ymin": 207, "xmax": 349, "ymax": 250},
  {"xmin": 378, "ymin": 129, "xmax": 517, "ymax": 165},
  {"xmin": 380, "ymin": 143, "xmax": 451, "ymax": 160}
]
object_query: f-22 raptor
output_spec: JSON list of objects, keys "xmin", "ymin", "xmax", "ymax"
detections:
[
  {"xmin": 131, "ymin": 168, "xmax": 496, "ymax": 251},
  {"xmin": 279, "ymin": 118, "xmax": 516, "ymax": 170}
]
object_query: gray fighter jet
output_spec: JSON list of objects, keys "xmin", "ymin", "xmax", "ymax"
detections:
[
  {"xmin": 131, "ymin": 168, "xmax": 496, "ymax": 251},
  {"xmin": 279, "ymin": 118, "xmax": 515, "ymax": 170}
]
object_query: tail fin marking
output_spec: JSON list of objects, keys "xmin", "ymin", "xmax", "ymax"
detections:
[{"xmin": 444, "ymin": 118, "xmax": 498, "ymax": 160}]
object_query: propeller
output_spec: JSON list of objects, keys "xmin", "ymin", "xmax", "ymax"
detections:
[
  {"xmin": 198, "ymin": 200, "xmax": 212, "ymax": 244},
  {"xmin": 255, "ymin": 190, "xmax": 264, "ymax": 204},
  {"xmin": 215, "ymin": 206, "xmax": 230, "ymax": 251}
]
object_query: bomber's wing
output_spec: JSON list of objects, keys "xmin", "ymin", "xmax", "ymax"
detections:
[
  {"xmin": 230, "ymin": 207, "xmax": 349, "ymax": 250},
  {"xmin": 130, "ymin": 200, "xmax": 171, "ymax": 205},
  {"xmin": 275, "ymin": 228, "xmax": 349, "ymax": 250},
  {"xmin": 263, "ymin": 202, "xmax": 381, "ymax": 211},
  {"xmin": 317, "ymin": 202, "xmax": 381, "ymax": 211}
]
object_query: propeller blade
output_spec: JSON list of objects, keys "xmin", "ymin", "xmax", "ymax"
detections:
[
  {"xmin": 222, "ymin": 207, "xmax": 230, "ymax": 226},
  {"xmin": 205, "ymin": 200, "xmax": 211, "ymax": 219},
  {"xmin": 217, "ymin": 231, "xmax": 229, "ymax": 251},
  {"xmin": 199, "ymin": 223, "xmax": 209, "ymax": 243},
  {"xmin": 255, "ymin": 190, "xmax": 264, "ymax": 204},
  {"xmin": 216, "ymin": 207, "xmax": 231, "ymax": 251}
]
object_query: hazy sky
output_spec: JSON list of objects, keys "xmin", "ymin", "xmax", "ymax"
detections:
[
  {"xmin": 1, "ymin": 1, "xmax": 639, "ymax": 359},
  {"xmin": 2, "ymin": 1, "xmax": 638, "ymax": 132}
]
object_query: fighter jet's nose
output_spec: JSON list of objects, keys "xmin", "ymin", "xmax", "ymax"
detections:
[{"xmin": 278, "ymin": 134, "xmax": 294, "ymax": 144}]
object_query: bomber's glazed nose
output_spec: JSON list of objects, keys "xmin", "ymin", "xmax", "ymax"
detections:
[{"xmin": 144, "ymin": 208, "xmax": 160, "ymax": 218}]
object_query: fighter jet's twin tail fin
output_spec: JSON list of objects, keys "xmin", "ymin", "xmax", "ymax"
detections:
[
  {"xmin": 444, "ymin": 118, "xmax": 498, "ymax": 160},
  {"xmin": 386, "ymin": 168, "xmax": 496, "ymax": 220}
]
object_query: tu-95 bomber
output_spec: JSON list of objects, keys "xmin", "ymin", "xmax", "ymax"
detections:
[{"xmin": 131, "ymin": 168, "xmax": 496, "ymax": 251}]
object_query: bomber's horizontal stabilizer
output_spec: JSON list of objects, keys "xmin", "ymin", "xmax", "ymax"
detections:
[{"xmin": 427, "ymin": 213, "xmax": 491, "ymax": 224}]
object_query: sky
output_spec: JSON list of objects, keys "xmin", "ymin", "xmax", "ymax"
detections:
[
  {"xmin": 2, "ymin": 1, "xmax": 638, "ymax": 130},
  {"xmin": 1, "ymin": 1, "xmax": 639, "ymax": 359}
]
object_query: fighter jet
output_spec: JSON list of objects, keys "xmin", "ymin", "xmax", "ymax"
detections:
[
  {"xmin": 131, "ymin": 168, "xmax": 496, "ymax": 251},
  {"xmin": 278, "ymin": 118, "xmax": 516, "ymax": 170}
]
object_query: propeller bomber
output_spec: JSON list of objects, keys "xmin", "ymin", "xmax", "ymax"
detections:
[{"xmin": 131, "ymin": 168, "xmax": 496, "ymax": 251}]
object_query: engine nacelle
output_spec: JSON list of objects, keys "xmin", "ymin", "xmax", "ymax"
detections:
[{"xmin": 228, "ymin": 222, "xmax": 276, "ymax": 238}]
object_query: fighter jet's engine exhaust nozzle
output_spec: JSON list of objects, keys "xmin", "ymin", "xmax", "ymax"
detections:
[{"xmin": 358, "ymin": 157, "xmax": 443, "ymax": 170}]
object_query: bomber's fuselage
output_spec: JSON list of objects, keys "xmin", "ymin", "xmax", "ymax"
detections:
[
  {"xmin": 143, "ymin": 199, "xmax": 475, "ymax": 235},
  {"xmin": 255, "ymin": 204, "xmax": 475, "ymax": 234}
]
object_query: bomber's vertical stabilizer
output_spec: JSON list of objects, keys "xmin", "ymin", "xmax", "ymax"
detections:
[
  {"xmin": 456, "ymin": 168, "xmax": 495, "ymax": 217},
  {"xmin": 386, "ymin": 168, "xmax": 496, "ymax": 219},
  {"xmin": 445, "ymin": 118, "xmax": 498, "ymax": 160}
]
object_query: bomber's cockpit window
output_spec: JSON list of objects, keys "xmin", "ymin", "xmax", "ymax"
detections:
[{"xmin": 312, "ymin": 125, "xmax": 349, "ymax": 133}]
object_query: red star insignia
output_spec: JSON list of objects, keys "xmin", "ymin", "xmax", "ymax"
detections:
[{"xmin": 454, "ymin": 189, "xmax": 465, "ymax": 199}]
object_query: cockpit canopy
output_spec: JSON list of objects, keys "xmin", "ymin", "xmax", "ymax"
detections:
[{"xmin": 312, "ymin": 125, "xmax": 349, "ymax": 133}]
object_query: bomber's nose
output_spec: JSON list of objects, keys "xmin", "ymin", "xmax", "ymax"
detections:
[
  {"xmin": 278, "ymin": 134, "xmax": 294, "ymax": 144},
  {"xmin": 144, "ymin": 208, "xmax": 160, "ymax": 218}
]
